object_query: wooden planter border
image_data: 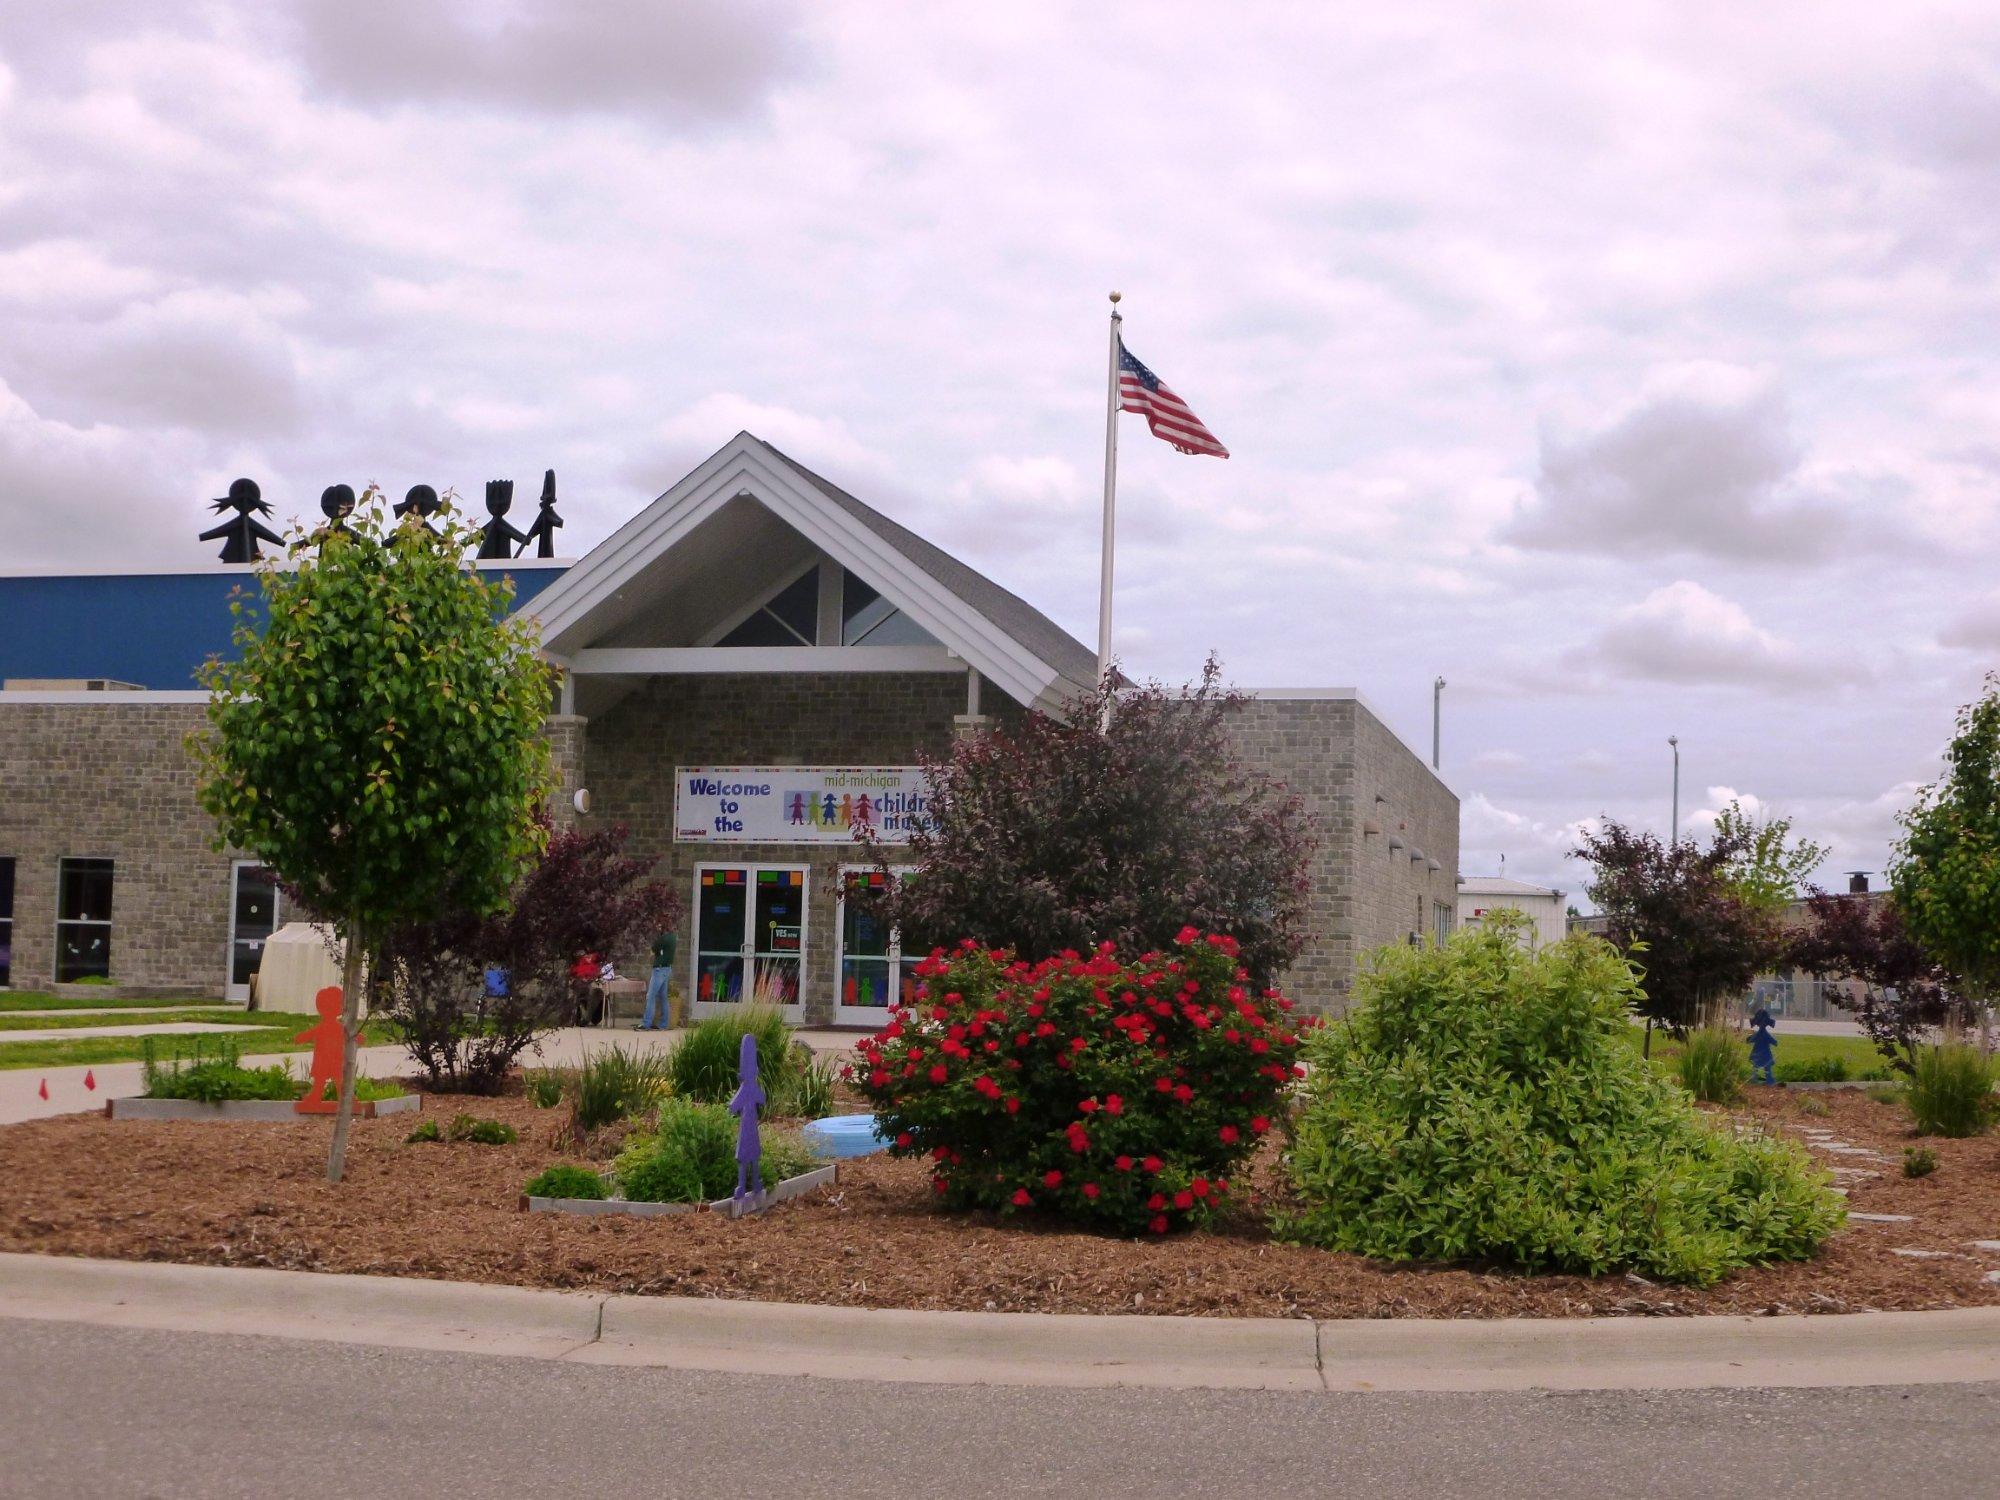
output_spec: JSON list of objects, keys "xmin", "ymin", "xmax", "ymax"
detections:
[{"xmin": 524, "ymin": 1162, "xmax": 840, "ymax": 1219}]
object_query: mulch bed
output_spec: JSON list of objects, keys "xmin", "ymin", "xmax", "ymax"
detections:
[{"xmin": 2, "ymin": 1084, "xmax": 1996, "ymax": 1319}]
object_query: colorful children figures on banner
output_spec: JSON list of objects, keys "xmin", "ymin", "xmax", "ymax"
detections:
[
  {"xmin": 1748, "ymin": 1007, "xmax": 1778, "ymax": 1085},
  {"xmin": 293, "ymin": 985, "xmax": 348, "ymax": 1114},
  {"xmin": 728, "ymin": 1033, "xmax": 767, "ymax": 1212}
]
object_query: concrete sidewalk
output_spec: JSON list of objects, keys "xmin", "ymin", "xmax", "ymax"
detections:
[{"xmin": 6, "ymin": 1253, "xmax": 2000, "ymax": 1394}]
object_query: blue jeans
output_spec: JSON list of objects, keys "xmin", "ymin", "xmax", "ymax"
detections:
[{"xmin": 642, "ymin": 966, "xmax": 672, "ymax": 1028}]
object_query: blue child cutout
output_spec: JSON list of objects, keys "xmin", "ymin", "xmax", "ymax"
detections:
[
  {"xmin": 728, "ymin": 1033, "xmax": 767, "ymax": 1210},
  {"xmin": 1748, "ymin": 1007, "xmax": 1777, "ymax": 1085}
]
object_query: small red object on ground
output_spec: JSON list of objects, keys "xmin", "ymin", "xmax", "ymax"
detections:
[
  {"xmin": 84, "ymin": 1070, "xmax": 96, "ymax": 1092},
  {"xmin": 37, "ymin": 1079, "xmax": 48, "ymax": 1101},
  {"xmin": 292, "ymin": 986, "xmax": 347, "ymax": 1115}
]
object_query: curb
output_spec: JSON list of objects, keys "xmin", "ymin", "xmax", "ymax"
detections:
[{"xmin": 4, "ymin": 1253, "xmax": 1999, "ymax": 1393}]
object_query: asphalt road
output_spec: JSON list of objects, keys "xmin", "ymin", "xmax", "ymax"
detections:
[{"xmin": 3, "ymin": 1317, "xmax": 1998, "ymax": 1499}]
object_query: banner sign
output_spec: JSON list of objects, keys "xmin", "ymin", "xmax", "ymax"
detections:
[{"xmin": 674, "ymin": 766, "xmax": 933, "ymax": 845}]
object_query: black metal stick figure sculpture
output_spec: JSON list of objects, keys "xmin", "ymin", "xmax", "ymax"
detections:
[
  {"xmin": 394, "ymin": 483, "xmax": 443, "ymax": 534},
  {"xmin": 319, "ymin": 484, "xmax": 356, "ymax": 530},
  {"xmin": 199, "ymin": 478, "xmax": 284, "ymax": 563},
  {"xmin": 477, "ymin": 479, "xmax": 529, "ymax": 560},
  {"xmin": 519, "ymin": 469, "xmax": 563, "ymax": 558}
]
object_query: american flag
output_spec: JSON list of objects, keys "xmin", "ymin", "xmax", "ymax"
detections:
[{"xmin": 1117, "ymin": 340, "xmax": 1229, "ymax": 458}]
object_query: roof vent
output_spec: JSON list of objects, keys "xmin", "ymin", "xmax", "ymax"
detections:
[{"xmin": 1848, "ymin": 871, "xmax": 1871, "ymax": 895}]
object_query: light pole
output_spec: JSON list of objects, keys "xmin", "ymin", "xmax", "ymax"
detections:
[
  {"xmin": 1432, "ymin": 676, "xmax": 1445, "ymax": 770},
  {"xmin": 1668, "ymin": 734, "xmax": 1680, "ymax": 843}
]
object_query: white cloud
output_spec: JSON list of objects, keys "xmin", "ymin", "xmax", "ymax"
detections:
[
  {"xmin": 1575, "ymin": 580, "xmax": 1867, "ymax": 691},
  {"xmin": 1505, "ymin": 363, "xmax": 1849, "ymax": 561}
]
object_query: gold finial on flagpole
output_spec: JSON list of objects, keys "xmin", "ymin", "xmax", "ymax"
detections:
[{"xmin": 1109, "ymin": 290, "xmax": 1121, "ymax": 303}]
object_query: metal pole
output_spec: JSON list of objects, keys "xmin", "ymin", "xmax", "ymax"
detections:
[
  {"xmin": 1668, "ymin": 734, "xmax": 1680, "ymax": 842},
  {"xmin": 1096, "ymin": 292, "xmax": 1123, "ymax": 733},
  {"xmin": 1432, "ymin": 676, "xmax": 1445, "ymax": 769}
]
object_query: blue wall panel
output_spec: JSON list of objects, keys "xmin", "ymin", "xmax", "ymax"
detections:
[{"xmin": 0, "ymin": 567, "xmax": 566, "ymax": 691}]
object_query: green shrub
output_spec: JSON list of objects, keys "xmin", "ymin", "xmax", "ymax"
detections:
[
  {"xmin": 525, "ymin": 1069, "xmax": 565, "ymax": 1109},
  {"xmin": 1677, "ymin": 1025, "xmax": 1749, "ymax": 1103},
  {"xmin": 1903, "ymin": 1146, "xmax": 1939, "ymax": 1179},
  {"xmin": 309, "ymin": 1075, "xmax": 406, "ymax": 1104},
  {"xmin": 1867, "ymin": 1084, "xmax": 1903, "ymax": 1106},
  {"xmin": 613, "ymin": 1097, "xmax": 817, "ymax": 1204},
  {"xmin": 1775, "ymin": 1056, "xmax": 1850, "ymax": 1083},
  {"xmin": 524, "ymin": 1164, "xmax": 608, "ymax": 1200},
  {"xmin": 853, "ymin": 931, "xmax": 1305, "ymax": 1234},
  {"xmin": 406, "ymin": 1118, "xmax": 442, "ymax": 1143},
  {"xmin": 1797, "ymin": 1094, "xmax": 1830, "ymax": 1118},
  {"xmin": 1278, "ymin": 924, "xmax": 1845, "ymax": 1286},
  {"xmin": 140, "ymin": 1036, "xmax": 298, "ymax": 1102},
  {"xmin": 769, "ymin": 1049, "xmax": 836, "ymax": 1119},
  {"xmin": 1906, "ymin": 1044, "xmax": 1996, "ymax": 1138},
  {"xmin": 667, "ymin": 1008, "xmax": 793, "ymax": 1103},
  {"xmin": 445, "ymin": 1114, "xmax": 518, "ymax": 1145},
  {"xmin": 566, "ymin": 1044, "xmax": 671, "ymax": 1134}
]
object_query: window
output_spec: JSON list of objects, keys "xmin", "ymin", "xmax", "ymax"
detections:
[
  {"xmin": 1432, "ymin": 900, "xmax": 1452, "ymax": 949},
  {"xmin": 718, "ymin": 568, "xmax": 819, "ymax": 646},
  {"xmin": 840, "ymin": 574, "xmax": 938, "ymax": 647},
  {"xmin": 0, "ymin": 858, "xmax": 14, "ymax": 987},
  {"xmin": 836, "ymin": 867, "xmax": 921, "ymax": 1021},
  {"xmin": 691, "ymin": 864, "xmax": 807, "ymax": 1014},
  {"xmin": 56, "ymin": 857, "xmax": 113, "ymax": 982}
]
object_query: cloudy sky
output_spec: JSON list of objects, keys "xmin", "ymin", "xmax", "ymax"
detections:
[{"xmin": 4, "ymin": 2, "xmax": 1997, "ymax": 903}]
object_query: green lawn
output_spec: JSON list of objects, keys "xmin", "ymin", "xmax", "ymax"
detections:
[
  {"xmin": 0, "ymin": 992, "xmax": 229, "ymax": 1012},
  {"xmin": 1618, "ymin": 1027, "xmax": 1896, "ymax": 1078},
  {"xmin": 0, "ymin": 1015, "xmax": 399, "ymax": 1072}
]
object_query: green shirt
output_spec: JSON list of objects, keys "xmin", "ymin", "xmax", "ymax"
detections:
[{"xmin": 651, "ymin": 933, "xmax": 678, "ymax": 969}]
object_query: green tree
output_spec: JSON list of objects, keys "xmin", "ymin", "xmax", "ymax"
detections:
[
  {"xmin": 1893, "ymin": 675, "xmax": 2000, "ymax": 1010},
  {"xmin": 1712, "ymin": 800, "xmax": 1827, "ymax": 914},
  {"xmin": 192, "ymin": 492, "xmax": 554, "ymax": 1180}
]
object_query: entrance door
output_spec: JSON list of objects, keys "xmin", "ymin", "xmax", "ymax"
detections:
[
  {"xmin": 835, "ymin": 867, "xmax": 922, "ymax": 1026},
  {"xmin": 692, "ymin": 864, "xmax": 806, "ymax": 1020},
  {"xmin": 227, "ymin": 862, "xmax": 281, "ymax": 1002}
]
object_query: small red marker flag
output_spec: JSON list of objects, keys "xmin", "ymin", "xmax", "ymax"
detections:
[
  {"xmin": 38, "ymin": 1078, "xmax": 49, "ymax": 1101},
  {"xmin": 84, "ymin": 1069, "xmax": 97, "ymax": 1091}
]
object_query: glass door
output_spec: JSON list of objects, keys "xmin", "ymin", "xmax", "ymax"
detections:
[
  {"xmin": 750, "ymin": 867, "xmax": 806, "ymax": 1014},
  {"xmin": 835, "ymin": 867, "xmax": 922, "ymax": 1026},
  {"xmin": 227, "ymin": 862, "xmax": 281, "ymax": 1002},
  {"xmin": 692, "ymin": 866, "xmax": 749, "ymax": 1013}
]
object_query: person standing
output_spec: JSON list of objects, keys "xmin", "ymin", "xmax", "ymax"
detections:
[{"xmin": 641, "ymin": 929, "xmax": 678, "ymax": 1030}]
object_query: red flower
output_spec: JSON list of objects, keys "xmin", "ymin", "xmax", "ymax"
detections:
[
  {"xmin": 932, "ymin": 1145, "xmax": 951, "ymax": 1160},
  {"xmin": 1105, "ymin": 1094, "xmax": 1124, "ymax": 1116},
  {"xmin": 1219, "ymin": 1124, "xmax": 1239, "ymax": 1144},
  {"xmin": 1250, "ymin": 1115, "xmax": 1271, "ymax": 1134},
  {"xmin": 896, "ymin": 1132, "xmax": 913, "ymax": 1148},
  {"xmin": 1143, "ymin": 1155, "xmax": 1163, "ymax": 1173},
  {"xmin": 1172, "ymin": 1083, "xmax": 1193, "ymax": 1103},
  {"xmin": 1191, "ymin": 1177, "xmax": 1211, "ymax": 1198},
  {"xmin": 1004, "ymin": 1097, "xmax": 1020, "ymax": 1115},
  {"xmin": 1079, "ymin": 1097, "xmax": 1099, "ymax": 1114},
  {"xmin": 1082, "ymin": 1182, "xmax": 1101, "ymax": 1199},
  {"xmin": 1173, "ymin": 1189, "xmax": 1194, "ymax": 1210},
  {"xmin": 1043, "ymin": 1169, "xmax": 1063, "ymax": 1189},
  {"xmin": 929, "ymin": 1064, "xmax": 949, "ymax": 1084},
  {"xmin": 1147, "ymin": 1193, "xmax": 1167, "ymax": 1211},
  {"xmin": 933, "ymin": 1177, "xmax": 948, "ymax": 1194},
  {"xmin": 1176, "ymin": 925, "xmax": 1199, "ymax": 944},
  {"xmin": 1154, "ymin": 1077, "xmax": 1173, "ymax": 1093},
  {"xmin": 1149, "ymin": 1215, "xmax": 1169, "ymax": 1234},
  {"xmin": 1012, "ymin": 1188, "xmax": 1032, "ymax": 1207},
  {"xmin": 1115, "ymin": 1155, "xmax": 1134, "ymax": 1171},
  {"xmin": 869, "ymin": 1069, "xmax": 889, "ymax": 1088}
]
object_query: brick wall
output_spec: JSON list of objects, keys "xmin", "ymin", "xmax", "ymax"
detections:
[
  {"xmin": 582, "ymin": 672, "xmax": 967, "ymax": 1025},
  {"xmin": 0, "ymin": 701, "xmax": 240, "ymax": 995}
]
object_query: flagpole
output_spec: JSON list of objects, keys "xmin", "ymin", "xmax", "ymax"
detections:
[{"xmin": 1097, "ymin": 290, "xmax": 1122, "ymax": 731}]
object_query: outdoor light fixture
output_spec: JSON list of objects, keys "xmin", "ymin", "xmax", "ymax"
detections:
[{"xmin": 572, "ymin": 788, "xmax": 591, "ymax": 816}]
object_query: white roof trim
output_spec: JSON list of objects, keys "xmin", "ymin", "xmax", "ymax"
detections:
[{"xmin": 526, "ymin": 434, "xmax": 1070, "ymax": 711}]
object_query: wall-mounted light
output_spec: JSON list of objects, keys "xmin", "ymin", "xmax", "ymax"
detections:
[{"xmin": 572, "ymin": 788, "xmax": 592, "ymax": 816}]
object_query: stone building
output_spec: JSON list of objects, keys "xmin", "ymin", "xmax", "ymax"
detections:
[{"xmin": 0, "ymin": 433, "xmax": 1457, "ymax": 1019}]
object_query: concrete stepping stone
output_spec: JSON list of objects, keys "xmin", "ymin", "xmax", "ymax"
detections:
[
  {"xmin": 1970, "ymin": 1240, "xmax": 2000, "ymax": 1252},
  {"xmin": 1987, "ymin": 1271, "xmax": 2000, "ymax": 1285},
  {"xmin": 1891, "ymin": 1248, "xmax": 1953, "ymax": 1259},
  {"xmin": 1848, "ymin": 1212, "xmax": 1914, "ymax": 1223}
]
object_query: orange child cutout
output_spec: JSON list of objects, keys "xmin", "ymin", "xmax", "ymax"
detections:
[{"xmin": 292, "ymin": 986, "xmax": 348, "ymax": 1115}]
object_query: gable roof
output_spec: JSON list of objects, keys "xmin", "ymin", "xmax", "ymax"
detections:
[{"xmin": 524, "ymin": 432, "xmax": 1097, "ymax": 712}]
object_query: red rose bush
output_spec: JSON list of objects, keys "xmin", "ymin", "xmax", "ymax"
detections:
[{"xmin": 849, "ymin": 928, "xmax": 1306, "ymax": 1235}]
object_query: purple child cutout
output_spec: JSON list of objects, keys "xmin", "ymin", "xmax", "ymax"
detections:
[{"xmin": 728, "ymin": 1032, "xmax": 766, "ymax": 1209}]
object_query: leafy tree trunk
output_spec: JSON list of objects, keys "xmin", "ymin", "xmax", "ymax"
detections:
[{"xmin": 326, "ymin": 919, "xmax": 366, "ymax": 1184}]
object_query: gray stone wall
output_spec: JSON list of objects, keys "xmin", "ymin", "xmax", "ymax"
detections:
[
  {"xmin": 0, "ymin": 683, "xmax": 1458, "ymax": 1019},
  {"xmin": 0, "ymin": 701, "xmax": 240, "ymax": 995},
  {"xmin": 582, "ymin": 672, "xmax": 966, "ymax": 1025},
  {"xmin": 1219, "ymin": 695, "xmax": 1457, "ymax": 1015}
]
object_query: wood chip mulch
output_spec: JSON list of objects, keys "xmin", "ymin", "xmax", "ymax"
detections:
[{"xmin": 2, "ymin": 1084, "xmax": 1996, "ymax": 1319}]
